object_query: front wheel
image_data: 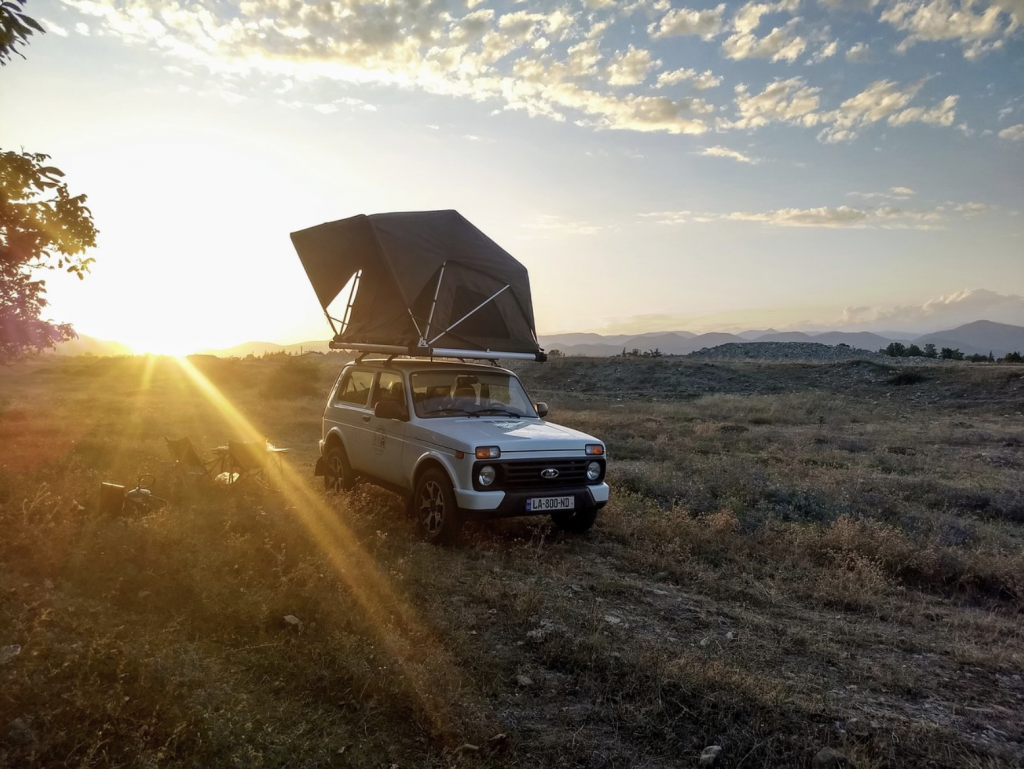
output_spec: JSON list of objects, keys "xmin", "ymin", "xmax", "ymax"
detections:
[
  {"xmin": 413, "ymin": 469, "xmax": 462, "ymax": 544},
  {"xmin": 552, "ymin": 507, "xmax": 598, "ymax": 534},
  {"xmin": 323, "ymin": 444, "xmax": 354, "ymax": 493}
]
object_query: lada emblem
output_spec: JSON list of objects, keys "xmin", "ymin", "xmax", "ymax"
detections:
[{"xmin": 541, "ymin": 468, "xmax": 559, "ymax": 479}]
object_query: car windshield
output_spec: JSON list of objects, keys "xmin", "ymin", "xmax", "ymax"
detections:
[{"xmin": 410, "ymin": 370, "xmax": 538, "ymax": 419}]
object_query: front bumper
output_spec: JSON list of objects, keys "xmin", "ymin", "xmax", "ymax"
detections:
[{"xmin": 454, "ymin": 482, "xmax": 609, "ymax": 519}]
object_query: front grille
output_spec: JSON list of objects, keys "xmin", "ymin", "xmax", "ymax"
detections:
[{"xmin": 473, "ymin": 458, "xmax": 604, "ymax": 491}]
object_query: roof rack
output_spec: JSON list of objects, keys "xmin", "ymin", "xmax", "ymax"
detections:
[{"xmin": 329, "ymin": 341, "xmax": 547, "ymax": 363}]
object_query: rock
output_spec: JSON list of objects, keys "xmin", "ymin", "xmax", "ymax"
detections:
[
  {"xmin": 813, "ymin": 747, "xmax": 856, "ymax": 768},
  {"xmin": 5, "ymin": 718, "xmax": 38, "ymax": 748},
  {"xmin": 515, "ymin": 674, "xmax": 534, "ymax": 687},
  {"xmin": 603, "ymin": 615, "xmax": 622, "ymax": 625},
  {"xmin": 454, "ymin": 743, "xmax": 480, "ymax": 754},
  {"xmin": 282, "ymin": 615, "xmax": 302, "ymax": 630},
  {"xmin": 0, "ymin": 645, "xmax": 21, "ymax": 665},
  {"xmin": 699, "ymin": 745, "xmax": 723, "ymax": 767},
  {"xmin": 526, "ymin": 619, "xmax": 557, "ymax": 642}
]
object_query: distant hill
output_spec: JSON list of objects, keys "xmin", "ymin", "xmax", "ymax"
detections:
[
  {"xmin": 544, "ymin": 320, "xmax": 1024, "ymax": 358},
  {"xmin": 53, "ymin": 334, "xmax": 132, "ymax": 357},
  {"xmin": 913, "ymin": 320, "xmax": 1024, "ymax": 358},
  {"xmin": 198, "ymin": 340, "xmax": 332, "ymax": 357}
]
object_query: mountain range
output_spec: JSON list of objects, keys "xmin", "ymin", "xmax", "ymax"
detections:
[
  {"xmin": 538, "ymin": 320, "xmax": 1024, "ymax": 358},
  {"xmin": 53, "ymin": 320, "xmax": 1024, "ymax": 359}
]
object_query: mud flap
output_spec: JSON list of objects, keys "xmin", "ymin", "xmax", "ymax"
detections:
[{"xmin": 314, "ymin": 457, "xmax": 326, "ymax": 477}]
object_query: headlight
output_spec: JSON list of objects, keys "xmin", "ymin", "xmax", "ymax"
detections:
[
  {"xmin": 586, "ymin": 461, "xmax": 601, "ymax": 481},
  {"xmin": 478, "ymin": 465, "xmax": 496, "ymax": 486}
]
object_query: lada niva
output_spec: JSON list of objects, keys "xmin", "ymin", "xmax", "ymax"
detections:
[{"xmin": 316, "ymin": 358, "xmax": 609, "ymax": 543}]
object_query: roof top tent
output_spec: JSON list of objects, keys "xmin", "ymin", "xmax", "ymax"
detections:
[{"xmin": 291, "ymin": 210, "xmax": 547, "ymax": 362}]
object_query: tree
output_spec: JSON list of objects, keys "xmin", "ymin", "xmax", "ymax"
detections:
[
  {"xmin": 884, "ymin": 342, "xmax": 907, "ymax": 357},
  {"xmin": 940, "ymin": 347, "xmax": 964, "ymax": 361},
  {"xmin": 906, "ymin": 344, "xmax": 923, "ymax": 357},
  {"xmin": 1, "ymin": 4, "xmax": 98, "ymax": 363},
  {"xmin": 1003, "ymin": 351, "xmax": 1022, "ymax": 363},
  {"xmin": 922, "ymin": 343, "xmax": 937, "ymax": 359},
  {"xmin": 1, "ymin": 0, "xmax": 42, "ymax": 65}
]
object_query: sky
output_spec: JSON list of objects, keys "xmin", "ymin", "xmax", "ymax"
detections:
[{"xmin": 2, "ymin": 0, "xmax": 1023, "ymax": 354}]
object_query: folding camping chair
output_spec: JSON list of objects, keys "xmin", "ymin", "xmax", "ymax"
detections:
[
  {"xmin": 164, "ymin": 436, "xmax": 220, "ymax": 489},
  {"xmin": 226, "ymin": 440, "xmax": 289, "ymax": 487}
]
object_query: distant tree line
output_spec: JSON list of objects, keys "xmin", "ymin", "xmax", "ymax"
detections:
[
  {"xmin": 880, "ymin": 342, "xmax": 1021, "ymax": 363},
  {"xmin": 619, "ymin": 347, "xmax": 663, "ymax": 358}
]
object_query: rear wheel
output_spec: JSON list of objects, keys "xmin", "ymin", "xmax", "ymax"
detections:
[
  {"xmin": 323, "ymin": 444, "xmax": 354, "ymax": 493},
  {"xmin": 552, "ymin": 507, "xmax": 598, "ymax": 534},
  {"xmin": 414, "ymin": 469, "xmax": 462, "ymax": 544}
]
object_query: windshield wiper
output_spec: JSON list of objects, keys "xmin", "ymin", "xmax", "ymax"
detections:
[
  {"xmin": 424, "ymin": 406, "xmax": 475, "ymax": 416},
  {"xmin": 471, "ymin": 407, "xmax": 523, "ymax": 417}
]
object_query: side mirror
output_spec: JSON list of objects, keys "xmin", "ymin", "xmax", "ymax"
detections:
[
  {"xmin": 374, "ymin": 400, "xmax": 408, "ymax": 421},
  {"xmin": 535, "ymin": 402, "xmax": 549, "ymax": 418}
]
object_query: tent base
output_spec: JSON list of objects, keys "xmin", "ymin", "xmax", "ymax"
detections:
[{"xmin": 329, "ymin": 341, "xmax": 547, "ymax": 363}]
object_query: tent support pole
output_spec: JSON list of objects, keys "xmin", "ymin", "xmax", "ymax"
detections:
[
  {"xmin": 428, "ymin": 284, "xmax": 510, "ymax": 346},
  {"xmin": 423, "ymin": 261, "xmax": 447, "ymax": 344},
  {"xmin": 338, "ymin": 270, "xmax": 361, "ymax": 336}
]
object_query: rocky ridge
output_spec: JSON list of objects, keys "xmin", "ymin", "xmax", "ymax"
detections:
[{"xmin": 686, "ymin": 342, "xmax": 888, "ymax": 363}]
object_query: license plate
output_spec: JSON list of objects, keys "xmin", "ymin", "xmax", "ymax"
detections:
[{"xmin": 527, "ymin": 495, "xmax": 574, "ymax": 512}]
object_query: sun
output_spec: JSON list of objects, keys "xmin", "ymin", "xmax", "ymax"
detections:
[{"xmin": 122, "ymin": 331, "xmax": 200, "ymax": 358}]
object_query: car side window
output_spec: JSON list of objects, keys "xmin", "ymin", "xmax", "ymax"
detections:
[
  {"xmin": 373, "ymin": 371, "xmax": 405, "ymax": 408},
  {"xmin": 335, "ymin": 369, "xmax": 374, "ymax": 407}
]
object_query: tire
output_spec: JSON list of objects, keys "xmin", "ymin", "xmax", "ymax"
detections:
[
  {"xmin": 323, "ymin": 444, "xmax": 354, "ymax": 493},
  {"xmin": 552, "ymin": 507, "xmax": 598, "ymax": 534},
  {"xmin": 413, "ymin": 468, "xmax": 462, "ymax": 544}
]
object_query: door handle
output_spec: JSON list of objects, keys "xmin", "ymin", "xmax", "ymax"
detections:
[{"xmin": 362, "ymin": 415, "xmax": 371, "ymax": 423}]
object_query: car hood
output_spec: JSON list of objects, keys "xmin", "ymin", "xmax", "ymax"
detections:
[{"xmin": 420, "ymin": 418, "xmax": 600, "ymax": 454}]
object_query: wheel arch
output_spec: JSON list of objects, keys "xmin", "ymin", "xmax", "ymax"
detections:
[
  {"xmin": 412, "ymin": 455, "xmax": 455, "ymax": 491},
  {"xmin": 322, "ymin": 428, "xmax": 348, "ymax": 457}
]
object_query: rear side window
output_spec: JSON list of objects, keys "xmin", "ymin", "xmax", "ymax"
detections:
[{"xmin": 335, "ymin": 369, "xmax": 374, "ymax": 407}]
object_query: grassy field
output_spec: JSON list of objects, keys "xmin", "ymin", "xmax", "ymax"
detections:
[{"xmin": 1, "ymin": 354, "xmax": 1022, "ymax": 768}]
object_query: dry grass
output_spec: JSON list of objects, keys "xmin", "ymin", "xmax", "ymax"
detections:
[{"xmin": 2, "ymin": 354, "xmax": 1023, "ymax": 768}]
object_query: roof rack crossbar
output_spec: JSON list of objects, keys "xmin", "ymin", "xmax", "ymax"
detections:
[{"xmin": 328, "ymin": 341, "xmax": 545, "ymax": 362}]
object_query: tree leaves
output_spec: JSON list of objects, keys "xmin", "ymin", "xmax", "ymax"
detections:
[
  {"xmin": 0, "ymin": 0, "xmax": 43, "ymax": 65},
  {"xmin": 0, "ymin": 150, "xmax": 99, "ymax": 363}
]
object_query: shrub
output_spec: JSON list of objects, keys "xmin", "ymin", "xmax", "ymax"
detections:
[{"xmin": 261, "ymin": 358, "xmax": 322, "ymax": 399}]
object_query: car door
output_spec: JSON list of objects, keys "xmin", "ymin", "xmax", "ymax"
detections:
[
  {"xmin": 366, "ymin": 370, "xmax": 409, "ymax": 488},
  {"xmin": 326, "ymin": 367, "xmax": 375, "ymax": 472}
]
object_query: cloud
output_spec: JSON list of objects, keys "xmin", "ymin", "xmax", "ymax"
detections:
[
  {"xmin": 606, "ymin": 46, "xmax": 659, "ymax": 86},
  {"xmin": 834, "ymin": 289, "xmax": 1024, "ymax": 332},
  {"xmin": 727, "ymin": 77, "xmax": 822, "ymax": 130},
  {"xmin": 700, "ymin": 145, "xmax": 758, "ymax": 163},
  {"xmin": 809, "ymin": 39, "xmax": 839, "ymax": 63},
  {"xmin": 999, "ymin": 124, "xmax": 1024, "ymax": 140},
  {"xmin": 41, "ymin": 18, "xmax": 70, "ymax": 36},
  {"xmin": 817, "ymin": 0, "xmax": 878, "ymax": 8},
  {"xmin": 655, "ymin": 67, "xmax": 722, "ymax": 90},
  {"xmin": 722, "ymin": 21, "xmax": 807, "ymax": 61},
  {"xmin": 525, "ymin": 214, "xmax": 610, "ymax": 235},
  {"xmin": 816, "ymin": 79, "xmax": 957, "ymax": 142},
  {"xmin": 845, "ymin": 41, "xmax": 869, "ymax": 62},
  {"xmin": 642, "ymin": 199, "xmax": 987, "ymax": 229},
  {"xmin": 881, "ymin": 0, "xmax": 1011, "ymax": 59},
  {"xmin": 850, "ymin": 186, "xmax": 917, "ymax": 199},
  {"xmin": 648, "ymin": 4, "xmax": 727, "ymax": 39}
]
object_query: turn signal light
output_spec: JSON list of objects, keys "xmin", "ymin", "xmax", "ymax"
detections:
[
  {"xmin": 585, "ymin": 444, "xmax": 604, "ymax": 456},
  {"xmin": 475, "ymin": 446, "xmax": 501, "ymax": 459}
]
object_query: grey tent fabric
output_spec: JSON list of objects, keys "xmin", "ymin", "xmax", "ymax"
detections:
[{"xmin": 291, "ymin": 210, "xmax": 542, "ymax": 357}]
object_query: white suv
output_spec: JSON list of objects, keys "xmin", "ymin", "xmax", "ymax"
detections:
[{"xmin": 316, "ymin": 358, "xmax": 609, "ymax": 543}]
